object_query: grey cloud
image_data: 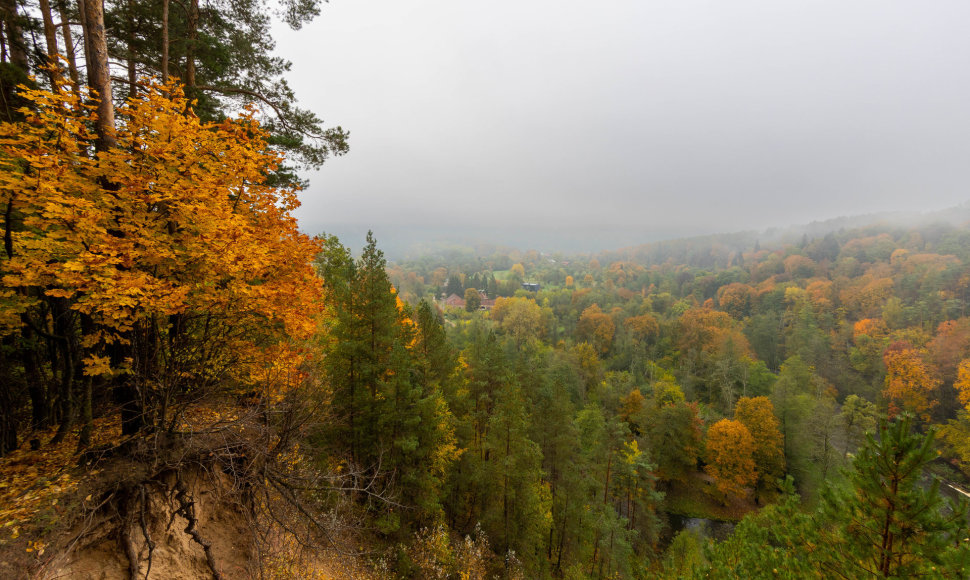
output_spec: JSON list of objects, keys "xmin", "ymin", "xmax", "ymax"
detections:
[{"xmin": 273, "ymin": 0, "xmax": 970, "ymax": 247}]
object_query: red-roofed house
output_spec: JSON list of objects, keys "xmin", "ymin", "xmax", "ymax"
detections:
[{"xmin": 441, "ymin": 290, "xmax": 496, "ymax": 311}]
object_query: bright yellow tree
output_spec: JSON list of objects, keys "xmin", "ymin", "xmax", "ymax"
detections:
[
  {"xmin": 882, "ymin": 342, "xmax": 939, "ymax": 421},
  {"xmin": 734, "ymin": 396, "xmax": 785, "ymax": 492},
  {"xmin": 0, "ymin": 81, "xmax": 322, "ymax": 436},
  {"xmin": 705, "ymin": 419, "xmax": 757, "ymax": 500}
]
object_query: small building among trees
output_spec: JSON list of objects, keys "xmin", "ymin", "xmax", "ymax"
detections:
[
  {"xmin": 442, "ymin": 293, "xmax": 466, "ymax": 309},
  {"xmin": 440, "ymin": 289, "xmax": 495, "ymax": 311}
]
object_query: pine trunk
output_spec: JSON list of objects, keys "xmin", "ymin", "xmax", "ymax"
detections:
[
  {"xmin": 161, "ymin": 0, "xmax": 169, "ymax": 82},
  {"xmin": 79, "ymin": 0, "xmax": 114, "ymax": 150},
  {"xmin": 38, "ymin": 0, "xmax": 61, "ymax": 87}
]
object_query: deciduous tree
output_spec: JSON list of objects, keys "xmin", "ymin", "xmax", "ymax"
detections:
[
  {"xmin": 491, "ymin": 296, "xmax": 547, "ymax": 344},
  {"xmin": 882, "ymin": 341, "xmax": 939, "ymax": 420},
  {"xmin": 956, "ymin": 359, "xmax": 970, "ymax": 410},
  {"xmin": 1, "ymin": 82, "xmax": 322, "ymax": 444},
  {"xmin": 577, "ymin": 304, "xmax": 615, "ymax": 354},
  {"xmin": 705, "ymin": 419, "xmax": 757, "ymax": 500},
  {"xmin": 734, "ymin": 396, "xmax": 785, "ymax": 494},
  {"xmin": 624, "ymin": 313, "xmax": 659, "ymax": 344},
  {"xmin": 838, "ymin": 394, "xmax": 878, "ymax": 459},
  {"xmin": 464, "ymin": 287, "xmax": 482, "ymax": 312}
]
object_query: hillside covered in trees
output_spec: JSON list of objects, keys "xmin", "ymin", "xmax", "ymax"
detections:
[
  {"xmin": 380, "ymin": 214, "xmax": 970, "ymax": 576},
  {"xmin": 1, "ymin": 0, "xmax": 969, "ymax": 578}
]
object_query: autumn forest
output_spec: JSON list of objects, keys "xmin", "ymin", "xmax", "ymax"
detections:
[{"xmin": 1, "ymin": 1, "xmax": 970, "ymax": 579}]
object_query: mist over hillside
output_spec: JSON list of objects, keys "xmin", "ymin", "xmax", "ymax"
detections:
[
  {"xmin": 318, "ymin": 201, "xmax": 970, "ymax": 260},
  {"xmin": 317, "ymin": 223, "xmax": 702, "ymax": 259}
]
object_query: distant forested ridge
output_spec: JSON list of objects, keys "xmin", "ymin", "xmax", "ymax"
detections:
[{"xmin": 378, "ymin": 214, "xmax": 970, "ymax": 576}]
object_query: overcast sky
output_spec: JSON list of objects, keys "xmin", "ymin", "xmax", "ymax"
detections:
[{"xmin": 273, "ymin": 1, "xmax": 970, "ymax": 247}]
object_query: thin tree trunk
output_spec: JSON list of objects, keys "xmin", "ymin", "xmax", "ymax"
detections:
[
  {"xmin": 185, "ymin": 0, "xmax": 198, "ymax": 94},
  {"xmin": 555, "ymin": 494, "xmax": 568, "ymax": 573},
  {"xmin": 77, "ymin": 314, "xmax": 96, "ymax": 448},
  {"xmin": 56, "ymin": 1, "xmax": 81, "ymax": 95},
  {"xmin": 125, "ymin": 0, "xmax": 135, "ymax": 98},
  {"xmin": 161, "ymin": 0, "xmax": 168, "ymax": 83},
  {"xmin": 602, "ymin": 529, "xmax": 614, "ymax": 579},
  {"xmin": 21, "ymin": 327, "xmax": 50, "ymax": 429},
  {"xmin": 76, "ymin": 0, "xmax": 90, "ymax": 73},
  {"xmin": 547, "ymin": 480, "xmax": 556, "ymax": 559},
  {"xmin": 630, "ymin": 493, "xmax": 637, "ymax": 530},
  {"xmin": 50, "ymin": 304, "xmax": 76, "ymax": 445},
  {"xmin": 0, "ymin": 336, "xmax": 19, "ymax": 456},
  {"xmin": 115, "ymin": 341, "xmax": 143, "ymax": 436},
  {"xmin": 602, "ymin": 452, "xmax": 613, "ymax": 504},
  {"xmin": 349, "ymin": 358, "xmax": 356, "ymax": 463},
  {"xmin": 878, "ymin": 473, "xmax": 899, "ymax": 576},
  {"xmin": 76, "ymin": 377, "xmax": 92, "ymax": 449},
  {"xmin": 0, "ymin": 19, "xmax": 7, "ymax": 63}
]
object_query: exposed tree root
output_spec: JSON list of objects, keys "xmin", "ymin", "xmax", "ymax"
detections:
[
  {"xmin": 30, "ymin": 391, "xmax": 374, "ymax": 579},
  {"xmin": 120, "ymin": 494, "xmax": 140, "ymax": 580},
  {"xmin": 139, "ymin": 484, "xmax": 155, "ymax": 580},
  {"xmin": 173, "ymin": 473, "xmax": 222, "ymax": 580}
]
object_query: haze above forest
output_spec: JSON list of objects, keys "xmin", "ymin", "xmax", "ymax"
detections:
[
  {"xmin": 327, "ymin": 203, "xmax": 970, "ymax": 260},
  {"xmin": 275, "ymin": 0, "xmax": 970, "ymax": 247}
]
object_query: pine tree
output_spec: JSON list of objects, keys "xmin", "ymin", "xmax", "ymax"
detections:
[
  {"xmin": 701, "ymin": 478, "xmax": 822, "ymax": 579},
  {"xmin": 389, "ymin": 300, "xmax": 459, "ymax": 528},
  {"xmin": 819, "ymin": 415, "xmax": 970, "ymax": 577},
  {"xmin": 317, "ymin": 232, "xmax": 402, "ymax": 472},
  {"xmin": 316, "ymin": 234, "xmax": 363, "ymax": 459},
  {"xmin": 532, "ymin": 354, "xmax": 586, "ymax": 574},
  {"xmin": 482, "ymin": 379, "xmax": 550, "ymax": 574},
  {"xmin": 316, "ymin": 234, "xmax": 457, "ymax": 534}
]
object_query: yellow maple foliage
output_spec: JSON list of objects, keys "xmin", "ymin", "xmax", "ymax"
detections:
[{"xmin": 0, "ymin": 80, "xmax": 323, "ymax": 429}]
